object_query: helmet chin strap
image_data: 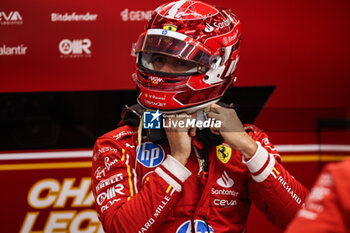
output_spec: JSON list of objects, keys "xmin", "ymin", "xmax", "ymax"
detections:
[
  {"xmin": 195, "ymin": 108, "xmax": 224, "ymax": 146},
  {"xmin": 149, "ymin": 99, "xmax": 220, "ymax": 114},
  {"xmin": 122, "ymin": 101, "xmax": 225, "ymax": 148}
]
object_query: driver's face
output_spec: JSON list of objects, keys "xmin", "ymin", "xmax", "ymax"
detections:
[{"xmin": 151, "ymin": 54, "xmax": 197, "ymax": 73}]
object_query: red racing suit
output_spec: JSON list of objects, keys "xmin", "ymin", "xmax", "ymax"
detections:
[
  {"xmin": 286, "ymin": 158, "xmax": 350, "ymax": 233},
  {"xmin": 91, "ymin": 124, "xmax": 309, "ymax": 233}
]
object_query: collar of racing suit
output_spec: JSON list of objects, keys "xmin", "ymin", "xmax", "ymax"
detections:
[{"xmin": 119, "ymin": 103, "xmax": 216, "ymax": 231}]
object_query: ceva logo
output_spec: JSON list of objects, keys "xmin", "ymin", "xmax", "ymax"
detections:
[{"xmin": 0, "ymin": 11, "xmax": 23, "ymax": 25}]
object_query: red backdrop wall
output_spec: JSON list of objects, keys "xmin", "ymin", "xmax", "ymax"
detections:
[{"xmin": 1, "ymin": 0, "xmax": 349, "ymax": 232}]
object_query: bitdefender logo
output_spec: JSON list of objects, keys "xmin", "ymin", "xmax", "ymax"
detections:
[
  {"xmin": 143, "ymin": 110, "xmax": 162, "ymax": 129},
  {"xmin": 59, "ymin": 39, "xmax": 92, "ymax": 58},
  {"xmin": 51, "ymin": 12, "xmax": 98, "ymax": 22},
  {"xmin": 0, "ymin": 11, "xmax": 23, "ymax": 25}
]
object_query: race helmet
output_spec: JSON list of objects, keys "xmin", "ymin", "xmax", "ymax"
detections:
[{"xmin": 132, "ymin": 0, "xmax": 241, "ymax": 112}]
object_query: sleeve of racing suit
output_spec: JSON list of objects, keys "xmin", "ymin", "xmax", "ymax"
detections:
[
  {"xmin": 285, "ymin": 161, "xmax": 349, "ymax": 233},
  {"xmin": 243, "ymin": 126, "xmax": 309, "ymax": 229},
  {"xmin": 91, "ymin": 136, "xmax": 191, "ymax": 233}
]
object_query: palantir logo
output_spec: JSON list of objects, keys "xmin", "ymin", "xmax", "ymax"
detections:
[
  {"xmin": 59, "ymin": 39, "xmax": 91, "ymax": 58},
  {"xmin": 0, "ymin": 44, "xmax": 27, "ymax": 56},
  {"xmin": 143, "ymin": 110, "xmax": 161, "ymax": 129},
  {"xmin": 217, "ymin": 171, "xmax": 234, "ymax": 188},
  {"xmin": 176, "ymin": 220, "xmax": 214, "ymax": 233},
  {"xmin": 137, "ymin": 142, "xmax": 165, "ymax": 168},
  {"xmin": 0, "ymin": 11, "xmax": 23, "ymax": 25}
]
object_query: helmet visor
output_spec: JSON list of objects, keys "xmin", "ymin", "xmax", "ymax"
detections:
[
  {"xmin": 135, "ymin": 29, "xmax": 217, "ymax": 69},
  {"xmin": 139, "ymin": 52, "xmax": 198, "ymax": 75}
]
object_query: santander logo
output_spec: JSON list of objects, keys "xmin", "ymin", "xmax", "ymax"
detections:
[
  {"xmin": 217, "ymin": 171, "xmax": 234, "ymax": 188},
  {"xmin": 204, "ymin": 23, "xmax": 214, "ymax": 33}
]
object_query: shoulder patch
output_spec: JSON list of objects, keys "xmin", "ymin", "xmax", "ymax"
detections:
[
  {"xmin": 112, "ymin": 130, "xmax": 138, "ymax": 141},
  {"xmin": 137, "ymin": 142, "xmax": 165, "ymax": 168}
]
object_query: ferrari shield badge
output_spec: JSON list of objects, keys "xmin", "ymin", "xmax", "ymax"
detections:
[
  {"xmin": 163, "ymin": 24, "xmax": 177, "ymax": 32},
  {"xmin": 216, "ymin": 144, "xmax": 232, "ymax": 164}
]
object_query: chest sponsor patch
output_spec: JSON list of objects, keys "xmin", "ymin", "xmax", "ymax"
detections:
[
  {"xmin": 216, "ymin": 144, "xmax": 232, "ymax": 164},
  {"xmin": 217, "ymin": 171, "xmax": 234, "ymax": 188},
  {"xmin": 137, "ymin": 142, "xmax": 165, "ymax": 168},
  {"xmin": 176, "ymin": 220, "xmax": 214, "ymax": 233},
  {"xmin": 213, "ymin": 198, "xmax": 237, "ymax": 208}
]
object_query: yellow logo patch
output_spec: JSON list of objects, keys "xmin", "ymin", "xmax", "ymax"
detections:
[
  {"xmin": 216, "ymin": 145, "xmax": 232, "ymax": 164},
  {"xmin": 163, "ymin": 24, "xmax": 177, "ymax": 32}
]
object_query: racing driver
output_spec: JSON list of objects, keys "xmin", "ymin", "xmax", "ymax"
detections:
[{"xmin": 91, "ymin": 0, "xmax": 309, "ymax": 232}]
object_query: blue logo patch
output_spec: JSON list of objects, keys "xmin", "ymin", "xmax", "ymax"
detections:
[
  {"xmin": 137, "ymin": 142, "xmax": 165, "ymax": 168},
  {"xmin": 162, "ymin": 30, "xmax": 168, "ymax": 35},
  {"xmin": 143, "ymin": 110, "xmax": 161, "ymax": 129},
  {"xmin": 176, "ymin": 220, "xmax": 214, "ymax": 233}
]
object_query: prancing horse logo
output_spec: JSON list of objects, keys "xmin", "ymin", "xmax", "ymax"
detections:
[{"xmin": 216, "ymin": 144, "xmax": 232, "ymax": 164}]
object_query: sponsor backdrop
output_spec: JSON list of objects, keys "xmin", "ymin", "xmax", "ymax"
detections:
[
  {"xmin": 1, "ymin": 0, "xmax": 350, "ymax": 232},
  {"xmin": 1, "ymin": 162, "xmax": 100, "ymax": 233}
]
